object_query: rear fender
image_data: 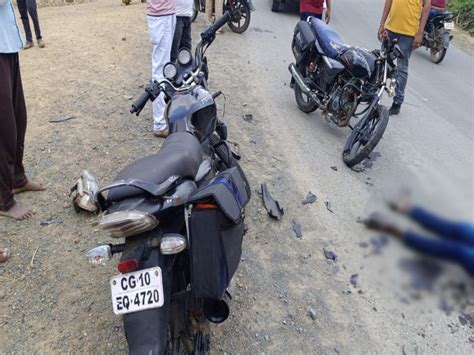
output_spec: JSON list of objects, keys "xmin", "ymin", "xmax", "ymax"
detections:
[
  {"xmin": 441, "ymin": 31, "xmax": 451, "ymax": 49},
  {"xmin": 122, "ymin": 239, "xmax": 174, "ymax": 355}
]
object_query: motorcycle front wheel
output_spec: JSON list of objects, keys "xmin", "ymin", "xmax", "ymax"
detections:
[
  {"xmin": 342, "ymin": 104, "xmax": 389, "ymax": 168},
  {"xmin": 227, "ymin": 1, "xmax": 251, "ymax": 33}
]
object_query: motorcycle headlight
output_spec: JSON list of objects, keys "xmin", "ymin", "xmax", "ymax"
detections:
[
  {"xmin": 99, "ymin": 211, "xmax": 158, "ymax": 238},
  {"xmin": 163, "ymin": 62, "xmax": 178, "ymax": 80},
  {"xmin": 178, "ymin": 48, "xmax": 192, "ymax": 66}
]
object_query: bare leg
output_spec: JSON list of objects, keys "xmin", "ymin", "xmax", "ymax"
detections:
[{"xmin": 12, "ymin": 180, "xmax": 45, "ymax": 194}]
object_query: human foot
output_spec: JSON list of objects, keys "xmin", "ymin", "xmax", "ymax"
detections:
[
  {"xmin": 364, "ymin": 212, "xmax": 404, "ymax": 237},
  {"xmin": 387, "ymin": 189, "xmax": 411, "ymax": 214},
  {"xmin": 0, "ymin": 203, "xmax": 35, "ymax": 220},
  {"xmin": 12, "ymin": 181, "xmax": 46, "ymax": 194},
  {"xmin": 0, "ymin": 247, "xmax": 12, "ymax": 263},
  {"xmin": 24, "ymin": 41, "xmax": 34, "ymax": 49},
  {"xmin": 37, "ymin": 39, "xmax": 45, "ymax": 48}
]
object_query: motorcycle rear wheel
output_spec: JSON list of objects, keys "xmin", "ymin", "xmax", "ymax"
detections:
[
  {"xmin": 430, "ymin": 47, "xmax": 447, "ymax": 64},
  {"xmin": 342, "ymin": 104, "xmax": 389, "ymax": 168},
  {"xmin": 227, "ymin": 2, "xmax": 251, "ymax": 33},
  {"xmin": 294, "ymin": 79, "xmax": 319, "ymax": 113}
]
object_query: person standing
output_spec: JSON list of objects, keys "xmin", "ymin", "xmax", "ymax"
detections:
[
  {"xmin": 147, "ymin": 0, "xmax": 177, "ymax": 138},
  {"xmin": 171, "ymin": 0, "xmax": 193, "ymax": 62},
  {"xmin": 378, "ymin": 0, "xmax": 431, "ymax": 116},
  {"xmin": 0, "ymin": 0, "xmax": 45, "ymax": 220},
  {"xmin": 205, "ymin": 0, "xmax": 223, "ymax": 32},
  {"xmin": 300, "ymin": 0, "xmax": 331, "ymax": 23},
  {"xmin": 17, "ymin": 0, "xmax": 45, "ymax": 49}
]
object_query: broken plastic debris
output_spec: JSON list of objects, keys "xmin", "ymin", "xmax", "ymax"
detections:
[
  {"xmin": 323, "ymin": 248, "xmax": 337, "ymax": 261},
  {"xmin": 243, "ymin": 113, "xmax": 253, "ymax": 122},
  {"xmin": 302, "ymin": 192, "xmax": 317, "ymax": 205},
  {"xmin": 330, "ymin": 166, "xmax": 338, "ymax": 171},
  {"xmin": 292, "ymin": 218, "xmax": 302, "ymax": 238},
  {"xmin": 261, "ymin": 183, "xmax": 284, "ymax": 220},
  {"xmin": 325, "ymin": 201, "xmax": 334, "ymax": 213},
  {"xmin": 40, "ymin": 217, "xmax": 63, "ymax": 226},
  {"xmin": 350, "ymin": 274, "xmax": 359, "ymax": 287},
  {"xmin": 70, "ymin": 170, "xmax": 99, "ymax": 213},
  {"xmin": 49, "ymin": 115, "xmax": 78, "ymax": 123}
]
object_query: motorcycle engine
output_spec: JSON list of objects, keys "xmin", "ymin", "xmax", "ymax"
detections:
[{"xmin": 327, "ymin": 83, "xmax": 358, "ymax": 127}]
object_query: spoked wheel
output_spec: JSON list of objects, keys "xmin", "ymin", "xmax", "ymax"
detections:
[
  {"xmin": 430, "ymin": 46, "xmax": 447, "ymax": 64},
  {"xmin": 227, "ymin": 2, "xmax": 251, "ymax": 33},
  {"xmin": 191, "ymin": 0, "xmax": 199, "ymax": 22},
  {"xmin": 342, "ymin": 104, "xmax": 389, "ymax": 168}
]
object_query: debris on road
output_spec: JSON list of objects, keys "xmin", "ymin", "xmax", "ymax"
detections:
[
  {"xmin": 350, "ymin": 274, "xmax": 359, "ymax": 287},
  {"xmin": 302, "ymin": 192, "xmax": 317, "ymax": 205},
  {"xmin": 325, "ymin": 201, "xmax": 334, "ymax": 213},
  {"xmin": 49, "ymin": 115, "xmax": 78, "ymax": 123},
  {"xmin": 307, "ymin": 307, "xmax": 317, "ymax": 321},
  {"xmin": 323, "ymin": 248, "xmax": 337, "ymax": 261},
  {"xmin": 292, "ymin": 218, "xmax": 302, "ymax": 238},
  {"xmin": 40, "ymin": 217, "xmax": 63, "ymax": 226},
  {"xmin": 261, "ymin": 183, "xmax": 284, "ymax": 220},
  {"xmin": 358, "ymin": 241, "xmax": 369, "ymax": 248},
  {"xmin": 331, "ymin": 166, "xmax": 338, "ymax": 171},
  {"xmin": 30, "ymin": 246, "xmax": 40, "ymax": 267},
  {"xmin": 243, "ymin": 113, "xmax": 253, "ymax": 122}
]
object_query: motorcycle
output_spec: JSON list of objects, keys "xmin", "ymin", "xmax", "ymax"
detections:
[
  {"xmin": 422, "ymin": 11, "xmax": 454, "ymax": 64},
  {"xmin": 289, "ymin": 17, "xmax": 404, "ymax": 168},
  {"xmin": 84, "ymin": 13, "xmax": 251, "ymax": 354},
  {"xmin": 191, "ymin": 0, "xmax": 255, "ymax": 34}
]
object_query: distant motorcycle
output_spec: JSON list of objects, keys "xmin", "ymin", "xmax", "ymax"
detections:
[
  {"xmin": 422, "ymin": 11, "xmax": 454, "ymax": 64},
  {"xmin": 84, "ymin": 13, "xmax": 251, "ymax": 354},
  {"xmin": 191, "ymin": 0, "xmax": 255, "ymax": 34},
  {"xmin": 289, "ymin": 18, "xmax": 404, "ymax": 168}
]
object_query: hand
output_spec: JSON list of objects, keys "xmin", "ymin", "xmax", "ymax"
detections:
[
  {"xmin": 377, "ymin": 24, "xmax": 385, "ymax": 42},
  {"xmin": 325, "ymin": 9, "xmax": 331, "ymax": 24},
  {"xmin": 413, "ymin": 32, "xmax": 423, "ymax": 49}
]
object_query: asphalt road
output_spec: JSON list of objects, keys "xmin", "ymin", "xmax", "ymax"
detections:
[{"xmin": 208, "ymin": 0, "xmax": 474, "ymax": 352}]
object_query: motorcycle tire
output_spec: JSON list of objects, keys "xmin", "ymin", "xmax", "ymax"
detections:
[
  {"xmin": 227, "ymin": 2, "xmax": 251, "ymax": 34},
  {"xmin": 191, "ymin": 0, "xmax": 199, "ymax": 22},
  {"xmin": 430, "ymin": 47, "xmax": 447, "ymax": 64},
  {"xmin": 342, "ymin": 104, "xmax": 389, "ymax": 168},
  {"xmin": 294, "ymin": 82, "xmax": 318, "ymax": 113}
]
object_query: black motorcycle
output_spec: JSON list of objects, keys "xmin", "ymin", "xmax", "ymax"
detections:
[
  {"xmin": 84, "ymin": 13, "xmax": 251, "ymax": 354},
  {"xmin": 191, "ymin": 0, "xmax": 255, "ymax": 34},
  {"xmin": 422, "ymin": 11, "xmax": 454, "ymax": 64},
  {"xmin": 289, "ymin": 18, "xmax": 404, "ymax": 168}
]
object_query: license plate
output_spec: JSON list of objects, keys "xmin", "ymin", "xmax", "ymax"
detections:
[
  {"xmin": 110, "ymin": 267, "xmax": 164, "ymax": 315},
  {"xmin": 444, "ymin": 22, "xmax": 454, "ymax": 30}
]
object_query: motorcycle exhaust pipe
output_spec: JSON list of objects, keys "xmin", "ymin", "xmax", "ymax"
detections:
[
  {"xmin": 288, "ymin": 63, "xmax": 322, "ymax": 105},
  {"xmin": 203, "ymin": 282, "xmax": 235, "ymax": 324}
]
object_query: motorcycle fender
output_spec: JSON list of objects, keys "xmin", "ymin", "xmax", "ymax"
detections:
[
  {"xmin": 245, "ymin": 0, "xmax": 256, "ymax": 11},
  {"xmin": 441, "ymin": 31, "xmax": 451, "ymax": 49},
  {"xmin": 122, "ymin": 246, "xmax": 173, "ymax": 355}
]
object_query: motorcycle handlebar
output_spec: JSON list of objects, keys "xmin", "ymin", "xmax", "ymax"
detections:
[
  {"xmin": 130, "ymin": 91, "xmax": 151, "ymax": 115},
  {"xmin": 211, "ymin": 12, "xmax": 231, "ymax": 33}
]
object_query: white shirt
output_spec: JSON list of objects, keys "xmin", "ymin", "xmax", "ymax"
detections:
[
  {"xmin": 0, "ymin": 0, "xmax": 23, "ymax": 53},
  {"xmin": 176, "ymin": 0, "xmax": 193, "ymax": 17}
]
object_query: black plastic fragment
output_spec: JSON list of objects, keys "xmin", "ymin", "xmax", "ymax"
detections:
[
  {"xmin": 292, "ymin": 218, "xmax": 303, "ymax": 238},
  {"xmin": 302, "ymin": 192, "xmax": 317, "ymax": 205},
  {"xmin": 331, "ymin": 166, "xmax": 338, "ymax": 171},
  {"xmin": 323, "ymin": 248, "xmax": 337, "ymax": 261},
  {"xmin": 243, "ymin": 113, "xmax": 253, "ymax": 122},
  {"xmin": 325, "ymin": 201, "xmax": 334, "ymax": 213},
  {"xmin": 261, "ymin": 183, "xmax": 284, "ymax": 220},
  {"xmin": 350, "ymin": 274, "xmax": 359, "ymax": 287}
]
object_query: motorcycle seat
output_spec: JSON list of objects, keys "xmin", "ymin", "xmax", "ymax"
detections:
[
  {"xmin": 107, "ymin": 132, "xmax": 203, "ymax": 202},
  {"xmin": 310, "ymin": 17, "xmax": 349, "ymax": 59}
]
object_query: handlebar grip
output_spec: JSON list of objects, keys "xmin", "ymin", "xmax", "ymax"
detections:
[
  {"xmin": 211, "ymin": 11, "xmax": 231, "ymax": 33},
  {"xmin": 130, "ymin": 91, "xmax": 150, "ymax": 115}
]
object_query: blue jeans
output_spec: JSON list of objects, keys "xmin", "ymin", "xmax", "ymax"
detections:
[
  {"xmin": 403, "ymin": 206, "xmax": 474, "ymax": 276},
  {"xmin": 300, "ymin": 13, "xmax": 322, "ymax": 21},
  {"xmin": 386, "ymin": 30, "xmax": 413, "ymax": 105}
]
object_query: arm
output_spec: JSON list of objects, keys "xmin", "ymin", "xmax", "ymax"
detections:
[
  {"xmin": 325, "ymin": 0, "xmax": 331, "ymax": 24},
  {"xmin": 378, "ymin": 0, "xmax": 393, "ymax": 41},
  {"xmin": 413, "ymin": 0, "xmax": 431, "ymax": 48}
]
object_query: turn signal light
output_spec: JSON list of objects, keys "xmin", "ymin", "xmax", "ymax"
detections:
[
  {"xmin": 118, "ymin": 259, "xmax": 140, "ymax": 273},
  {"xmin": 160, "ymin": 234, "xmax": 187, "ymax": 255},
  {"xmin": 85, "ymin": 245, "xmax": 112, "ymax": 265},
  {"xmin": 99, "ymin": 210, "xmax": 158, "ymax": 238}
]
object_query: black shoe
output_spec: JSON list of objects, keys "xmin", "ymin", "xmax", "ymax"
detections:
[{"xmin": 389, "ymin": 103, "xmax": 401, "ymax": 116}]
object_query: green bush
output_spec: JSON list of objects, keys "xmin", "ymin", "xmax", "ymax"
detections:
[{"xmin": 449, "ymin": 0, "xmax": 474, "ymax": 34}]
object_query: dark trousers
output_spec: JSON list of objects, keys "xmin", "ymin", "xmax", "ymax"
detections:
[
  {"xmin": 17, "ymin": 0, "xmax": 42, "ymax": 43},
  {"xmin": 403, "ymin": 207, "xmax": 474, "ymax": 275},
  {"xmin": 300, "ymin": 12, "xmax": 322, "ymax": 21},
  {"xmin": 171, "ymin": 16, "xmax": 192, "ymax": 62},
  {"xmin": 386, "ymin": 30, "xmax": 413, "ymax": 105},
  {"xmin": 0, "ymin": 53, "xmax": 28, "ymax": 211}
]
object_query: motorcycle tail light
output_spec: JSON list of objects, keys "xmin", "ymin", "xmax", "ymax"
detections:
[
  {"xmin": 98, "ymin": 211, "xmax": 158, "ymax": 238},
  {"xmin": 118, "ymin": 259, "xmax": 140, "ymax": 273},
  {"xmin": 160, "ymin": 234, "xmax": 187, "ymax": 255},
  {"xmin": 85, "ymin": 245, "xmax": 112, "ymax": 265}
]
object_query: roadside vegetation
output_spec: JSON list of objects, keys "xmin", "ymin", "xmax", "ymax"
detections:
[{"xmin": 450, "ymin": 0, "xmax": 474, "ymax": 35}]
